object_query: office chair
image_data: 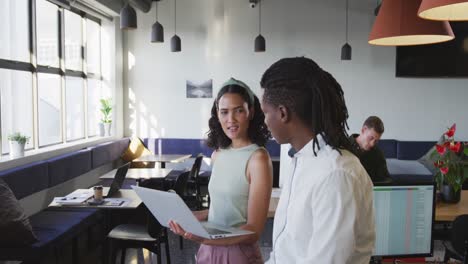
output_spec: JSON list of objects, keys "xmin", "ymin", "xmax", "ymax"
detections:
[
  {"xmin": 443, "ymin": 214, "xmax": 468, "ymax": 264},
  {"xmin": 185, "ymin": 154, "xmax": 204, "ymax": 210},
  {"xmin": 107, "ymin": 207, "xmax": 171, "ymax": 264}
]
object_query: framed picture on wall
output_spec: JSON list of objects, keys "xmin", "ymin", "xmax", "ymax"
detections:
[{"xmin": 186, "ymin": 79, "xmax": 213, "ymax": 98}]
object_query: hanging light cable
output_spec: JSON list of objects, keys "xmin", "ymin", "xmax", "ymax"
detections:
[
  {"xmin": 171, "ymin": 0, "xmax": 181, "ymax": 52},
  {"xmin": 341, "ymin": 0, "xmax": 352, "ymax": 60},
  {"xmin": 151, "ymin": 0, "xmax": 164, "ymax": 43},
  {"xmin": 254, "ymin": 0, "xmax": 266, "ymax": 52}
]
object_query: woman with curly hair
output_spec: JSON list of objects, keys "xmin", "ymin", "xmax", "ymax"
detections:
[{"xmin": 169, "ymin": 78, "xmax": 273, "ymax": 264}]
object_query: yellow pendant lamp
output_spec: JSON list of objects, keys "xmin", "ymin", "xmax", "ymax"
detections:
[
  {"xmin": 369, "ymin": 0, "xmax": 455, "ymax": 46},
  {"xmin": 419, "ymin": 0, "xmax": 468, "ymax": 21}
]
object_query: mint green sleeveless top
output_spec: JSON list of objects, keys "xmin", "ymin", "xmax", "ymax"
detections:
[{"xmin": 208, "ymin": 144, "xmax": 260, "ymax": 227}]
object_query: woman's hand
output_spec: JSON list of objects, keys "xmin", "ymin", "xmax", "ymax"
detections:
[{"xmin": 168, "ymin": 220, "xmax": 206, "ymax": 244}]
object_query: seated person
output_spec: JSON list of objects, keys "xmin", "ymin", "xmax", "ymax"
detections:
[{"xmin": 349, "ymin": 116, "xmax": 391, "ymax": 183}]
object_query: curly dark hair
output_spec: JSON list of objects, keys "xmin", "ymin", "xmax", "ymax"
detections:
[
  {"xmin": 206, "ymin": 84, "xmax": 271, "ymax": 149},
  {"xmin": 260, "ymin": 57, "xmax": 352, "ymax": 156}
]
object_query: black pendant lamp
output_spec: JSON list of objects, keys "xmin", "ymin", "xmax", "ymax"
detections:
[
  {"xmin": 151, "ymin": 0, "xmax": 164, "ymax": 42},
  {"xmin": 341, "ymin": 0, "xmax": 352, "ymax": 60},
  {"xmin": 170, "ymin": 0, "xmax": 181, "ymax": 52},
  {"xmin": 374, "ymin": 0, "xmax": 381, "ymax": 16},
  {"xmin": 120, "ymin": 3, "xmax": 137, "ymax": 30},
  {"xmin": 254, "ymin": 0, "xmax": 265, "ymax": 52}
]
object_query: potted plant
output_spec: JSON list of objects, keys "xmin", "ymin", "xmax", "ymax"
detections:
[
  {"xmin": 431, "ymin": 123, "xmax": 468, "ymax": 203},
  {"xmin": 99, "ymin": 98, "xmax": 112, "ymax": 136},
  {"xmin": 7, "ymin": 132, "xmax": 30, "ymax": 159}
]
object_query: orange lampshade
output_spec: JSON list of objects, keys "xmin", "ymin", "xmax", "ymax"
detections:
[
  {"xmin": 419, "ymin": 0, "xmax": 468, "ymax": 21},
  {"xmin": 369, "ymin": 0, "xmax": 455, "ymax": 46}
]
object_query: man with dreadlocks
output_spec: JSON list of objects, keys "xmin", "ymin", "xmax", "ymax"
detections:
[{"xmin": 260, "ymin": 57, "xmax": 375, "ymax": 263}]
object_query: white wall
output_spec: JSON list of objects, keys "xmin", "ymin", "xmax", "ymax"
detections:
[{"xmin": 123, "ymin": 0, "xmax": 468, "ymax": 141}]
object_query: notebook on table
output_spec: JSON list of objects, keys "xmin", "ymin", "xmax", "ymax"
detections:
[{"xmin": 132, "ymin": 185, "xmax": 254, "ymax": 239}]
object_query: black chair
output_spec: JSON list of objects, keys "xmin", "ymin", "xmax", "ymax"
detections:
[
  {"xmin": 170, "ymin": 170, "xmax": 190, "ymax": 250},
  {"xmin": 185, "ymin": 154, "xmax": 204, "ymax": 209},
  {"xmin": 107, "ymin": 207, "xmax": 171, "ymax": 264},
  {"xmin": 444, "ymin": 215, "xmax": 468, "ymax": 263}
]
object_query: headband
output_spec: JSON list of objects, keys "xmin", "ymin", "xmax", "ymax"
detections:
[{"xmin": 219, "ymin": 78, "xmax": 255, "ymax": 106}]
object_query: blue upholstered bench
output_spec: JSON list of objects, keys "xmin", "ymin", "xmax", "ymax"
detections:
[
  {"xmin": 0, "ymin": 138, "xmax": 130, "ymax": 263},
  {"xmin": 378, "ymin": 140, "xmax": 435, "ymax": 183}
]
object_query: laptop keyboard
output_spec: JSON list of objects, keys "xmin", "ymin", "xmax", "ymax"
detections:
[{"xmin": 204, "ymin": 227, "xmax": 231, "ymax": 235}]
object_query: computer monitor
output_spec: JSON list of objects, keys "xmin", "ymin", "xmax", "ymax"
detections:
[{"xmin": 372, "ymin": 182, "xmax": 436, "ymax": 259}]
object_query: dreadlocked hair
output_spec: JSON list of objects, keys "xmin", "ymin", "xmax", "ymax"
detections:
[
  {"xmin": 206, "ymin": 84, "xmax": 271, "ymax": 150},
  {"xmin": 260, "ymin": 57, "xmax": 352, "ymax": 156}
]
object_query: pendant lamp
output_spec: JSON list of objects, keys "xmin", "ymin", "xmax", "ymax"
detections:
[
  {"xmin": 419, "ymin": 0, "xmax": 468, "ymax": 21},
  {"xmin": 369, "ymin": 0, "xmax": 454, "ymax": 46},
  {"xmin": 341, "ymin": 0, "xmax": 351, "ymax": 60},
  {"xmin": 151, "ymin": 0, "xmax": 164, "ymax": 42},
  {"xmin": 254, "ymin": 0, "xmax": 265, "ymax": 52},
  {"xmin": 171, "ymin": 0, "xmax": 181, "ymax": 52},
  {"xmin": 120, "ymin": 3, "xmax": 137, "ymax": 30}
]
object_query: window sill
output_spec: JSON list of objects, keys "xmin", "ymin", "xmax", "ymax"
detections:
[{"xmin": 0, "ymin": 136, "xmax": 120, "ymax": 171}]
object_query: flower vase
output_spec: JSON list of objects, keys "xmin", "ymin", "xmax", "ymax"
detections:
[
  {"xmin": 441, "ymin": 184, "xmax": 461, "ymax": 203},
  {"xmin": 103, "ymin": 122, "xmax": 112, "ymax": 136},
  {"xmin": 9, "ymin": 141, "xmax": 25, "ymax": 159}
]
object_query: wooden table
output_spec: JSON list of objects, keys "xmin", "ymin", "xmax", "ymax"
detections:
[
  {"xmin": 435, "ymin": 190, "xmax": 468, "ymax": 221},
  {"xmin": 133, "ymin": 154, "xmax": 192, "ymax": 168},
  {"xmin": 99, "ymin": 168, "xmax": 172, "ymax": 180},
  {"xmin": 268, "ymin": 189, "xmax": 468, "ymax": 221}
]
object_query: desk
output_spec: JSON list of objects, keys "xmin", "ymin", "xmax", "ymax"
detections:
[
  {"xmin": 133, "ymin": 154, "xmax": 192, "ymax": 168},
  {"xmin": 268, "ymin": 189, "xmax": 468, "ymax": 222},
  {"xmin": 436, "ymin": 190, "xmax": 468, "ymax": 221},
  {"xmin": 49, "ymin": 189, "xmax": 141, "ymax": 209},
  {"xmin": 99, "ymin": 168, "xmax": 172, "ymax": 180}
]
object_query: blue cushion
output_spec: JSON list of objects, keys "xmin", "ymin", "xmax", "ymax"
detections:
[
  {"xmin": 145, "ymin": 138, "xmax": 213, "ymax": 157},
  {"xmin": 397, "ymin": 141, "xmax": 436, "ymax": 160},
  {"xmin": 48, "ymin": 149, "xmax": 92, "ymax": 187},
  {"xmin": 90, "ymin": 138, "xmax": 130, "ymax": 168},
  {"xmin": 265, "ymin": 140, "xmax": 280, "ymax": 157},
  {"xmin": 0, "ymin": 161, "xmax": 48, "ymax": 199},
  {"xmin": 378, "ymin": 139, "xmax": 397, "ymax": 159},
  {"xmin": 386, "ymin": 159, "xmax": 433, "ymax": 183}
]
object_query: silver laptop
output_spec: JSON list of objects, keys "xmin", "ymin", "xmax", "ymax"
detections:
[{"xmin": 132, "ymin": 185, "xmax": 254, "ymax": 239}]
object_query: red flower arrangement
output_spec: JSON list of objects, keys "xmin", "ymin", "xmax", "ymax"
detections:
[{"xmin": 432, "ymin": 124, "xmax": 468, "ymax": 192}]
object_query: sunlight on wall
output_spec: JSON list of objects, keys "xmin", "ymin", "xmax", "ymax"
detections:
[
  {"xmin": 127, "ymin": 87, "xmax": 162, "ymax": 139},
  {"xmin": 200, "ymin": 103, "xmax": 211, "ymax": 138},
  {"xmin": 127, "ymin": 51, "xmax": 135, "ymax": 71},
  {"xmin": 127, "ymin": 87, "xmax": 136, "ymax": 136}
]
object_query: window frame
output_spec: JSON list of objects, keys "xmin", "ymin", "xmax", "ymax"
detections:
[{"xmin": 0, "ymin": 0, "xmax": 104, "ymax": 157}]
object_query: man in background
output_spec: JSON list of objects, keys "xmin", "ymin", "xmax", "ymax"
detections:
[{"xmin": 350, "ymin": 116, "xmax": 392, "ymax": 183}]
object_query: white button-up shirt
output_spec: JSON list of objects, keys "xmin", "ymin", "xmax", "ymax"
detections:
[{"xmin": 266, "ymin": 136, "xmax": 375, "ymax": 264}]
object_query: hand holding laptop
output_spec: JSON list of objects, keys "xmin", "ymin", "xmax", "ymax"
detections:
[{"xmin": 169, "ymin": 220, "xmax": 205, "ymax": 243}]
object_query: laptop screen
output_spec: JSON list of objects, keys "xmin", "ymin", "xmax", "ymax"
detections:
[{"xmin": 107, "ymin": 163, "xmax": 130, "ymax": 197}]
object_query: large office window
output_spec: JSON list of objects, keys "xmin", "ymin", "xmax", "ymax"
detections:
[
  {"xmin": 0, "ymin": 70, "xmax": 34, "ymax": 154},
  {"xmin": 65, "ymin": 76, "xmax": 85, "ymax": 141},
  {"xmin": 0, "ymin": 0, "xmax": 29, "ymax": 62},
  {"xmin": 0, "ymin": 0, "xmax": 105, "ymax": 157},
  {"xmin": 87, "ymin": 78, "xmax": 101, "ymax": 136},
  {"xmin": 38, "ymin": 73, "xmax": 62, "ymax": 146},
  {"xmin": 87, "ymin": 20, "xmax": 101, "ymax": 74},
  {"xmin": 36, "ymin": 0, "xmax": 59, "ymax": 67},
  {"xmin": 64, "ymin": 10, "xmax": 83, "ymax": 71}
]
